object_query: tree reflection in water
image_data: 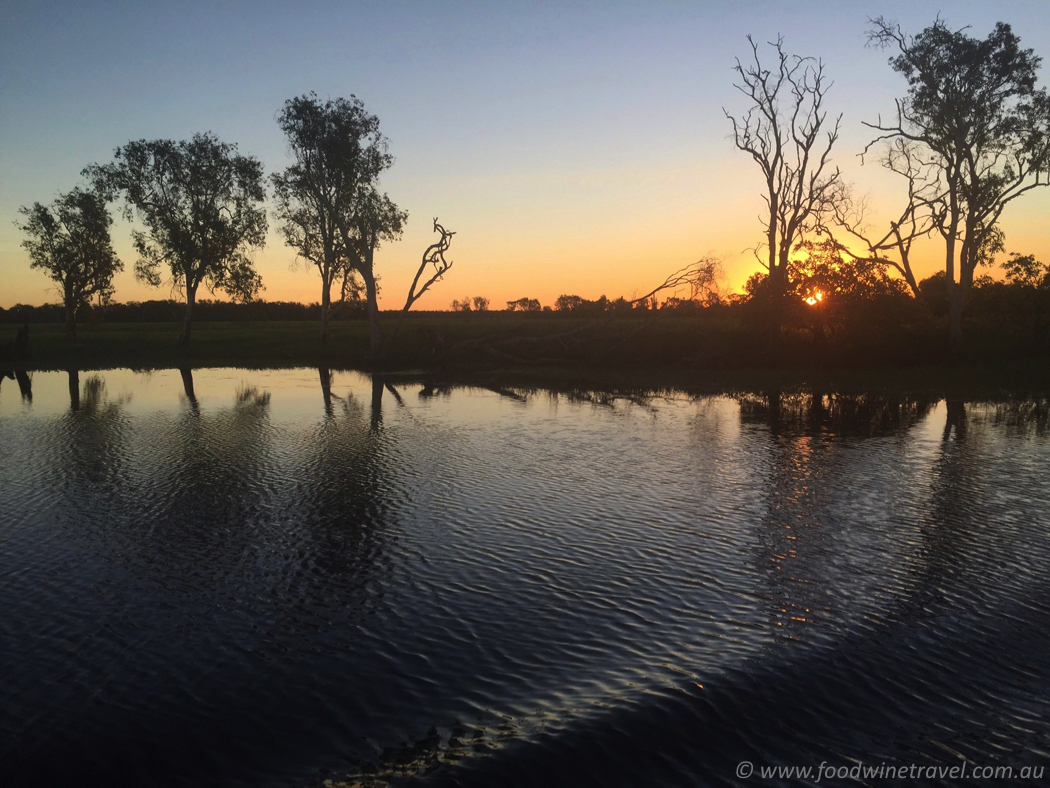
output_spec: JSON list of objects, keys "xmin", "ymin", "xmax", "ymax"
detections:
[
  {"xmin": 738, "ymin": 391, "xmax": 936, "ymax": 644},
  {"xmin": 50, "ymin": 374, "xmax": 133, "ymax": 521},
  {"xmin": 179, "ymin": 366, "xmax": 199, "ymax": 414},
  {"xmin": 285, "ymin": 370, "xmax": 394, "ymax": 589},
  {"xmin": 6, "ymin": 373, "xmax": 1050, "ymax": 787},
  {"xmin": 10, "ymin": 369, "xmax": 406, "ymax": 784},
  {"xmin": 0, "ymin": 370, "xmax": 30, "ymax": 402}
]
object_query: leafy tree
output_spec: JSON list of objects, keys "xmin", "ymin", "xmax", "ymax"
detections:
[
  {"xmin": 789, "ymin": 238, "xmax": 909, "ymax": 304},
  {"xmin": 506, "ymin": 297, "xmax": 542, "ymax": 312},
  {"xmin": 272, "ymin": 164, "xmax": 362, "ymax": 343},
  {"xmin": 660, "ymin": 296, "xmax": 701, "ymax": 312},
  {"xmin": 86, "ymin": 132, "xmax": 267, "ymax": 345},
  {"xmin": 451, "ymin": 295, "xmax": 488, "ymax": 312},
  {"xmin": 1002, "ymin": 252, "xmax": 1049, "ymax": 288},
  {"xmin": 275, "ymin": 94, "xmax": 409, "ymax": 357},
  {"xmin": 866, "ymin": 18, "xmax": 1050, "ymax": 356},
  {"xmin": 724, "ymin": 36, "xmax": 844, "ymax": 300},
  {"xmin": 554, "ymin": 294, "xmax": 584, "ymax": 312},
  {"xmin": 18, "ymin": 187, "xmax": 123, "ymax": 341}
]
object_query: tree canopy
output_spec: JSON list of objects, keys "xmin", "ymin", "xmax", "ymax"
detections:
[
  {"xmin": 272, "ymin": 160, "xmax": 362, "ymax": 343},
  {"xmin": 18, "ymin": 187, "xmax": 123, "ymax": 340},
  {"xmin": 86, "ymin": 132, "xmax": 268, "ymax": 344},
  {"xmin": 275, "ymin": 94, "xmax": 407, "ymax": 356},
  {"xmin": 866, "ymin": 17, "xmax": 1050, "ymax": 355}
]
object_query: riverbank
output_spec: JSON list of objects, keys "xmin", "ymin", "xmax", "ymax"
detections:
[{"xmin": 3, "ymin": 317, "xmax": 1049, "ymax": 400}]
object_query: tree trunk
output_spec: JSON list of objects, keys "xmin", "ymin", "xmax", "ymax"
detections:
[
  {"xmin": 361, "ymin": 261, "xmax": 383, "ymax": 359},
  {"xmin": 64, "ymin": 284, "xmax": 77, "ymax": 342},
  {"xmin": 947, "ymin": 279, "xmax": 965, "ymax": 361},
  {"xmin": 319, "ymin": 367, "xmax": 333, "ymax": 415},
  {"xmin": 768, "ymin": 261, "xmax": 788, "ymax": 300},
  {"xmin": 179, "ymin": 286, "xmax": 197, "ymax": 346},
  {"xmin": 68, "ymin": 369, "xmax": 80, "ymax": 412},
  {"xmin": 320, "ymin": 282, "xmax": 332, "ymax": 345},
  {"xmin": 370, "ymin": 374, "xmax": 383, "ymax": 431}
]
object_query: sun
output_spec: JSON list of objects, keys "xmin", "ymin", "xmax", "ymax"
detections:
[{"xmin": 805, "ymin": 291, "xmax": 824, "ymax": 306}]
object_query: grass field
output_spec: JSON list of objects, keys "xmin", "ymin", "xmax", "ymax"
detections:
[
  {"xmin": 3, "ymin": 314, "xmax": 1050, "ymax": 399},
  {"xmin": 0, "ymin": 314, "xmax": 609, "ymax": 370}
]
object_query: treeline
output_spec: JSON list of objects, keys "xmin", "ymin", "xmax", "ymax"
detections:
[
  {"xmin": 0, "ymin": 299, "xmax": 361, "ymax": 325},
  {"xmin": 15, "ymin": 94, "xmax": 456, "ymax": 355}
]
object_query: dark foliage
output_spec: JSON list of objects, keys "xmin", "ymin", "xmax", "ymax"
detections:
[{"xmin": 0, "ymin": 300, "xmax": 354, "ymax": 324}]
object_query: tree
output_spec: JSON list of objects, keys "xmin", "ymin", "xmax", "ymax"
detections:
[
  {"xmin": 725, "ymin": 36, "xmax": 844, "ymax": 300},
  {"xmin": 628, "ymin": 257, "xmax": 722, "ymax": 306},
  {"xmin": 275, "ymin": 94, "xmax": 409, "ymax": 358},
  {"xmin": 789, "ymin": 238, "xmax": 909, "ymax": 305},
  {"xmin": 384, "ymin": 219, "xmax": 455, "ymax": 353},
  {"xmin": 1002, "ymin": 252, "xmax": 1049, "ymax": 289},
  {"xmin": 866, "ymin": 18, "xmax": 1050, "ymax": 356},
  {"xmin": 506, "ymin": 298, "xmax": 541, "ymax": 312},
  {"xmin": 272, "ymin": 164, "xmax": 362, "ymax": 343},
  {"xmin": 18, "ymin": 187, "xmax": 123, "ymax": 341},
  {"xmin": 451, "ymin": 294, "xmax": 488, "ymax": 312},
  {"xmin": 554, "ymin": 294, "xmax": 585, "ymax": 312},
  {"xmin": 87, "ymin": 133, "xmax": 267, "ymax": 345}
]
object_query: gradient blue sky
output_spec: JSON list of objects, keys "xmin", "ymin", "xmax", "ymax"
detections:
[{"xmin": 3, "ymin": 1, "xmax": 1049, "ymax": 309}]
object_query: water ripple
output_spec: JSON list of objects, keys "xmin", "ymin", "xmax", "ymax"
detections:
[{"xmin": 1, "ymin": 375, "xmax": 1049, "ymax": 786}]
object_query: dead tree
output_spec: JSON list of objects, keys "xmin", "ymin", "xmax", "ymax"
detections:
[
  {"xmin": 724, "ymin": 36, "xmax": 843, "ymax": 300},
  {"xmin": 381, "ymin": 219, "xmax": 455, "ymax": 357},
  {"xmin": 628, "ymin": 257, "xmax": 722, "ymax": 306}
]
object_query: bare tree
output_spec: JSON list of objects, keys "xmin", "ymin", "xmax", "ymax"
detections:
[
  {"xmin": 384, "ymin": 219, "xmax": 454, "ymax": 354},
  {"xmin": 725, "ymin": 36, "xmax": 844, "ymax": 300},
  {"xmin": 628, "ymin": 257, "xmax": 722, "ymax": 306},
  {"xmin": 865, "ymin": 17, "xmax": 1050, "ymax": 356}
]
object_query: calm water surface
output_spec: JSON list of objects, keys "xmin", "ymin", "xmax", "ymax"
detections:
[{"xmin": 2, "ymin": 368, "xmax": 1049, "ymax": 786}]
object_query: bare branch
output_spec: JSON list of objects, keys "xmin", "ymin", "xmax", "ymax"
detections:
[
  {"xmin": 628, "ymin": 257, "xmax": 723, "ymax": 305},
  {"xmin": 383, "ymin": 218, "xmax": 456, "ymax": 354},
  {"xmin": 724, "ymin": 35, "xmax": 844, "ymax": 297}
]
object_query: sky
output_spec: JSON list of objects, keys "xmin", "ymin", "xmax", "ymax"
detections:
[{"xmin": 2, "ymin": 1, "xmax": 1050, "ymax": 311}]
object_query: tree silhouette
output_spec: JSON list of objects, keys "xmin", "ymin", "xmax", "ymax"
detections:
[
  {"xmin": 725, "ymin": 36, "xmax": 843, "ymax": 301},
  {"xmin": 866, "ymin": 17, "xmax": 1050, "ymax": 357},
  {"xmin": 506, "ymin": 298, "xmax": 541, "ymax": 312},
  {"xmin": 383, "ymin": 219, "xmax": 454, "ymax": 354},
  {"xmin": 275, "ymin": 94, "xmax": 407, "ymax": 358},
  {"xmin": 87, "ymin": 133, "xmax": 267, "ymax": 345},
  {"xmin": 272, "ymin": 139, "xmax": 363, "ymax": 344},
  {"xmin": 18, "ymin": 187, "xmax": 122, "ymax": 341}
]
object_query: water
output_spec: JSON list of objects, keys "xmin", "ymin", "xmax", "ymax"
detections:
[{"xmin": 2, "ymin": 369, "xmax": 1049, "ymax": 786}]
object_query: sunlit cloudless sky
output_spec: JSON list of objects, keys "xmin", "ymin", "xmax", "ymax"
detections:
[{"xmin": 2, "ymin": 1, "xmax": 1049, "ymax": 309}]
